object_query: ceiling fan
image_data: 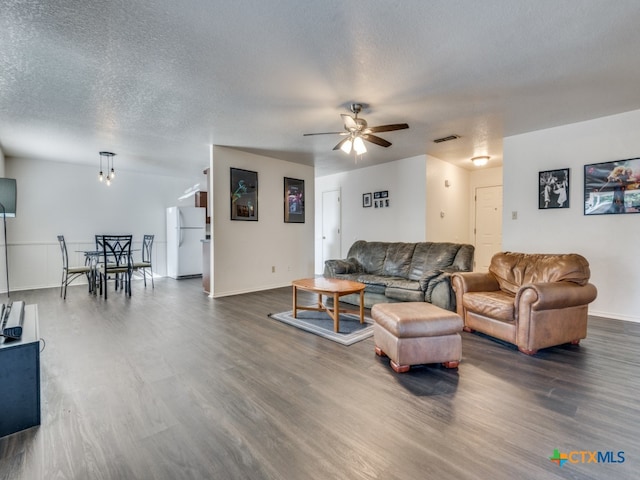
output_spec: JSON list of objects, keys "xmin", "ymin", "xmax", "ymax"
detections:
[{"xmin": 303, "ymin": 103, "xmax": 409, "ymax": 155}]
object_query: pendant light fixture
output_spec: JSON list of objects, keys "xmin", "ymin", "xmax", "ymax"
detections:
[{"xmin": 98, "ymin": 151, "xmax": 116, "ymax": 185}]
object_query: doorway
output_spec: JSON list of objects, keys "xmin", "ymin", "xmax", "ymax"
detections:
[
  {"xmin": 322, "ymin": 189, "xmax": 341, "ymax": 266},
  {"xmin": 474, "ymin": 185, "xmax": 502, "ymax": 272}
]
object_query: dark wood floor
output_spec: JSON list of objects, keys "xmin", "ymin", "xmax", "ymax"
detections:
[{"xmin": 0, "ymin": 278, "xmax": 638, "ymax": 479}]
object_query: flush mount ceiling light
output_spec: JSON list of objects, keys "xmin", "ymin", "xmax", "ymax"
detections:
[
  {"xmin": 471, "ymin": 156, "xmax": 490, "ymax": 167},
  {"xmin": 98, "ymin": 151, "xmax": 116, "ymax": 186}
]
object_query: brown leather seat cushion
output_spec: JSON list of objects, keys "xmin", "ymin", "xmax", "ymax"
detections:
[
  {"xmin": 372, "ymin": 302, "xmax": 463, "ymax": 338},
  {"xmin": 462, "ymin": 291, "xmax": 515, "ymax": 322}
]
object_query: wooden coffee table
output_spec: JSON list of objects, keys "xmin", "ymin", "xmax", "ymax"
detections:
[{"xmin": 292, "ymin": 277, "xmax": 366, "ymax": 333}]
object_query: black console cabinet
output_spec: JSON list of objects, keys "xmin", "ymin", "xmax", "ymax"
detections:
[{"xmin": 0, "ymin": 305, "xmax": 40, "ymax": 437}]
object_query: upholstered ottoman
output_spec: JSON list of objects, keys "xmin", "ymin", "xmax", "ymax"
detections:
[{"xmin": 372, "ymin": 302, "xmax": 464, "ymax": 373}]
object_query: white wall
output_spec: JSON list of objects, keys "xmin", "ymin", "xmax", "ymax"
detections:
[
  {"xmin": 314, "ymin": 155, "xmax": 428, "ymax": 273},
  {"xmin": 211, "ymin": 146, "xmax": 314, "ymax": 297},
  {"xmin": 4, "ymin": 157, "xmax": 200, "ymax": 292},
  {"xmin": 426, "ymin": 156, "xmax": 471, "ymax": 243},
  {"xmin": 503, "ymin": 109, "xmax": 640, "ymax": 322}
]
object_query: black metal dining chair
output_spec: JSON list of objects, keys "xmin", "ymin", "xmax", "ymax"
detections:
[
  {"xmin": 98, "ymin": 234, "xmax": 133, "ymax": 299},
  {"xmin": 57, "ymin": 235, "xmax": 92, "ymax": 299},
  {"xmin": 133, "ymin": 234, "xmax": 154, "ymax": 288}
]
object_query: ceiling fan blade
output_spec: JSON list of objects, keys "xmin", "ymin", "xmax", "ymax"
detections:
[
  {"xmin": 364, "ymin": 123, "xmax": 409, "ymax": 134},
  {"xmin": 341, "ymin": 114, "xmax": 357, "ymax": 130},
  {"xmin": 361, "ymin": 134, "xmax": 392, "ymax": 147},
  {"xmin": 303, "ymin": 131, "xmax": 347, "ymax": 136},
  {"xmin": 332, "ymin": 137, "xmax": 352, "ymax": 151}
]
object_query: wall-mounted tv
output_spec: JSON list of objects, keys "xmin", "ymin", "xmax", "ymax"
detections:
[{"xmin": 0, "ymin": 178, "xmax": 17, "ymax": 217}]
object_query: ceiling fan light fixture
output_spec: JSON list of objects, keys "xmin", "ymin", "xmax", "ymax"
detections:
[
  {"xmin": 471, "ymin": 156, "xmax": 489, "ymax": 167},
  {"xmin": 340, "ymin": 139, "xmax": 353, "ymax": 154},
  {"xmin": 353, "ymin": 136, "xmax": 367, "ymax": 155},
  {"xmin": 304, "ymin": 103, "xmax": 409, "ymax": 158}
]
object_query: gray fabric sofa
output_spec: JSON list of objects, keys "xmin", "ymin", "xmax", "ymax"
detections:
[{"xmin": 323, "ymin": 240, "xmax": 474, "ymax": 311}]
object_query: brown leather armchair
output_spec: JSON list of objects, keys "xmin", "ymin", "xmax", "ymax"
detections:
[{"xmin": 451, "ymin": 252, "xmax": 597, "ymax": 355}]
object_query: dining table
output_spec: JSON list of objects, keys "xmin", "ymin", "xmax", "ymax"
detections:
[{"xmin": 77, "ymin": 236, "xmax": 139, "ymax": 297}]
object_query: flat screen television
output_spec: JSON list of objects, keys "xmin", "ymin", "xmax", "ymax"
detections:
[{"xmin": 0, "ymin": 178, "xmax": 17, "ymax": 217}]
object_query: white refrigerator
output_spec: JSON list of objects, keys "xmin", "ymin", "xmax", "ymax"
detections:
[{"xmin": 166, "ymin": 206, "xmax": 206, "ymax": 279}]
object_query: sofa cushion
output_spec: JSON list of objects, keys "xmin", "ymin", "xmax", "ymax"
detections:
[
  {"xmin": 348, "ymin": 241, "xmax": 389, "ymax": 275},
  {"xmin": 354, "ymin": 273, "xmax": 389, "ymax": 285},
  {"xmin": 364, "ymin": 284, "xmax": 387, "ymax": 295},
  {"xmin": 330, "ymin": 273, "xmax": 386, "ymax": 294},
  {"xmin": 451, "ymin": 244, "xmax": 476, "ymax": 271},
  {"xmin": 384, "ymin": 277, "xmax": 424, "ymax": 303},
  {"xmin": 489, "ymin": 252, "xmax": 591, "ymax": 295},
  {"xmin": 385, "ymin": 277, "xmax": 422, "ymax": 291},
  {"xmin": 385, "ymin": 287, "xmax": 424, "ymax": 302},
  {"xmin": 463, "ymin": 291, "xmax": 515, "ymax": 322},
  {"xmin": 382, "ymin": 242, "xmax": 416, "ymax": 278},
  {"xmin": 408, "ymin": 243, "xmax": 460, "ymax": 281}
]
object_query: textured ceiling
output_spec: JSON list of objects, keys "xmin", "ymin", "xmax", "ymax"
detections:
[{"xmin": 1, "ymin": 1, "xmax": 640, "ymax": 177}]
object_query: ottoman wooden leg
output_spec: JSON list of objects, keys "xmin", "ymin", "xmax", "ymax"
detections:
[
  {"xmin": 390, "ymin": 360, "xmax": 410, "ymax": 373},
  {"xmin": 374, "ymin": 345, "xmax": 387, "ymax": 357},
  {"xmin": 442, "ymin": 361, "xmax": 459, "ymax": 369}
]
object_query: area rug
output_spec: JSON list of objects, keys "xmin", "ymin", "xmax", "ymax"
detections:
[{"xmin": 267, "ymin": 310, "xmax": 374, "ymax": 346}]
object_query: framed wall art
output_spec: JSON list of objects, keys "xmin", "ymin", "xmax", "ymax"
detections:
[
  {"xmin": 372, "ymin": 190, "xmax": 390, "ymax": 208},
  {"xmin": 284, "ymin": 177, "xmax": 305, "ymax": 223},
  {"xmin": 584, "ymin": 157, "xmax": 640, "ymax": 215},
  {"xmin": 363, "ymin": 193, "xmax": 372, "ymax": 207},
  {"xmin": 230, "ymin": 168, "xmax": 258, "ymax": 221},
  {"xmin": 539, "ymin": 168, "xmax": 570, "ymax": 209}
]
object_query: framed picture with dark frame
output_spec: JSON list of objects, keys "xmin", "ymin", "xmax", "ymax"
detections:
[
  {"xmin": 584, "ymin": 157, "xmax": 640, "ymax": 215},
  {"xmin": 284, "ymin": 177, "xmax": 305, "ymax": 223},
  {"xmin": 363, "ymin": 193, "xmax": 372, "ymax": 207},
  {"xmin": 230, "ymin": 167, "xmax": 258, "ymax": 221},
  {"xmin": 539, "ymin": 168, "xmax": 570, "ymax": 209}
]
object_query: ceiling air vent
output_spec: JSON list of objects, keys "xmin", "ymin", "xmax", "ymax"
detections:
[{"xmin": 433, "ymin": 134, "xmax": 460, "ymax": 143}]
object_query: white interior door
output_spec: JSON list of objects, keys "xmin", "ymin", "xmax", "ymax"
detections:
[
  {"xmin": 322, "ymin": 189, "xmax": 341, "ymax": 265},
  {"xmin": 474, "ymin": 185, "xmax": 503, "ymax": 272}
]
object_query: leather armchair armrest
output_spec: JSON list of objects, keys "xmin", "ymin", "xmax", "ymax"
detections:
[
  {"xmin": 451, "ymin": 272, "xmax": 500, "ymax": 294},
  {"xmin": 516, "ymin": 282, "xmax": 598, "ymax": 310}
]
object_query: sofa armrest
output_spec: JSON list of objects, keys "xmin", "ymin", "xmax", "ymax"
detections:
[
  {"xmin": 418, "ymin": 269, "xmax": 442, "ymax": 291},
  {"xmin": 424, "ymin": 271, "xmax": 460, "ymax": 311},
  {"xmin": 516, "ymin": 282, "xmax": 598, "ymax": 311},
  {"xmin": 451, "ymin": 272, "xmax": 500, "ymax": 295},
  {"xmin": 323, "ymin": 258, "xmax": 362, "ymax": 277}
]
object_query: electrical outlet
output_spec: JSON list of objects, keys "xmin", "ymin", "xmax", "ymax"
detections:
[
  {"xmin": 271, "ymin": 266, "xmax": 275, "ymax": 273},
  {"xmin": 512, "ymin": 211, "xmax": 518, "ymax": 220}
]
